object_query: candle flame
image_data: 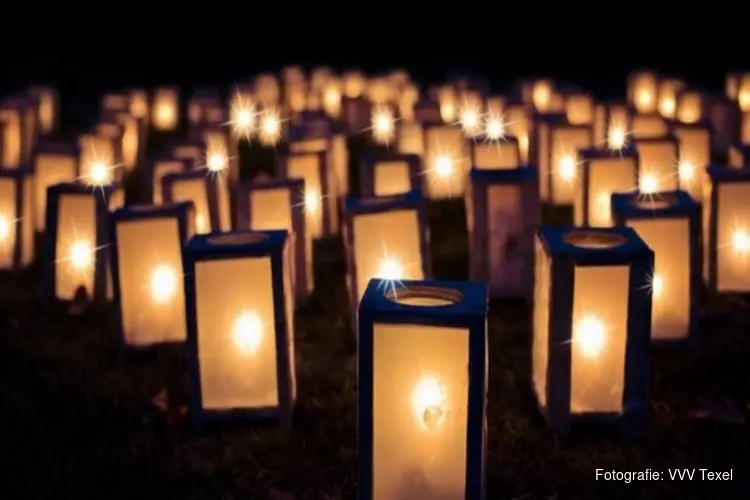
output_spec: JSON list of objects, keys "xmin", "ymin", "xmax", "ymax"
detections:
[
  {"xmin": 371, "ymin": 107, "xmax": 395, "ymax": 145},
  {"xmin": 732, "ymin": 229, "xmax": 750, "ymax": 254},
  {"xmin": 639, "ymin": 173, "xmax": 659, "ymax": 194},
  {"xmin": 574, "ymin": 315, "xmax": 606, "ymax": 359},
  {"xmin": 69, "ymin": 240, "xmax": 93, "ymax": 271},
  {"xmin": 232, "ymin": 311, "xmax": 263, "ymax": 356},
  {"xmin": 411, "ymin": 376, "xmax": 446, "ymax": 431},
  {"xmin": 0, "ymin": 213, "xmax": 10, "ymax": 241},
  {"xmin": 434, "ymin": 154, "xmax": 454, "ymax": 179},
  {"xmin": 150, "ymin": 264, "xmax": 177, "ymax": 304},
  {"xmin": 557, "ymin": 154, "xmax": 577, "ymax": 181}
]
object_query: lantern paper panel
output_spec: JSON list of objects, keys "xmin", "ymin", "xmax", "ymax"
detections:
[
  {"xmin": 0, "ymin": 100, "xmax": 24, "ymax": 168},
  {"xmin": 612, "ymin": 191, "xmax": 700, "ymax": 343},
  {"xmin": 657, "ymin": 78, "xmax": 684, "ymax": 119},
  {"xmin": 44, "ymin": 182, "xmax": 113, "ymax": 301},
  {"xmin": 162, "ymin": 170, "xmax": 221, "ymax": 235},
  {"xmin": 112, "ymin": 112, "xmax": 140, "ymax": 172},
  {"xmin": 574, "ymin": 148, "xmax": 638, "ymax": 227},
  {"xmin": 628, "ymin": 70, "xmax": 659, "ymax": 114},
  {"xmin": 504, "ymin": 103, "xmax": 531, "ymax": 163},
  {"xmin": 533, "ymin": 226, "xmax": 653, "ymax": 438},
  {"xmin": 128, "ymin": 88, "xmax": 150, "ymax": 123},
  {"xmin": 289, "ymin": 115, "xmax": 349, "ymax": 199},
  {"xmin": 343, "ymin": 191, "xmax": 431, "ymax": 317},
  {"xmin": 672, "ymin": 122, "xmax": 712, "ymax": 201},
  {"xmin": 151, "ymin": 158, "xmax": 190, "ymax": 204},
  {"xmin": 152, "ymin": 86, "xmax": 180, "ymax": 131},
  {"xmin": 537, "ymin": 119, "xmax": 593, "ymax": 205},
  {"xmin": 279, "ymin": 151, "xmax": 338, "ymax": 238},
  {"xmin": 357, "ymin": 278, "xmax": 487, "ymax": 500},
  {"xmin": 704, "ymin": 165, "xmax": 750, "ymax": 293},
  {"xmin": 471, "ymin": 136, "xmax": 520, "ymax": 170},
  {"xmin": 634, "ymin": 136, "xmax": 680, "ymax": 194},
  {"xmin": 741, "ymin": 112, "xmax": 750, "ymax": 144},
  {"xmin": 109, "ymin": 202, "xmax": 194, "ymax": 349},
  {"xmin": 397, "ymin": 121, "xmax": 425, "ymax": 157},
  {"xmin": 676, "ymin": 90, "xmax": 703, "ymax": 124},
  {"xmin": 26, "ymin": 86, "xmax": 58, "ymax": 134},
  {"xmin": 361, "ymin": 152, "xmax": 421, "ymax": 197},
  {"xmin": 467, "ymin": 167, "xmax": 538, "ymax": 300},
  {"xmin": 423, "ymin": 124, "xmax": 469, "ymax": 199},
  {"xmin": 255, "ymin": 73, "xmax": 281, "ymax": 106},
  {"xmin": 237, "ymin": 178, "xmax": 310, "ymax": 300},
  {"xmin": 33, "ymin": 142, "xmax": 79, "ymax": 231},
  {"xmin": 96, "ymin": 121, "xmax": 125, "ymax": 168},
  {"xmin": 184, "ymin": 230, "xmax": 296, "ymax": 428},
  {"xmin": 79, "ymin": 132, "xmax": 120, "ymax": 185},
  {"xmin": 0, "ymin": 167, "xmax": 33, "ymax": 269},
  {"xmin": 565, "ymin": 92, "xmax": 595, "ymax": 126},
  {"xmin": 631, "ymin": 113, "xmax": 670, "ymax": 140}
]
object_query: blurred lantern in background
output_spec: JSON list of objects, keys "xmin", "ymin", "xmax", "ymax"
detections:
[
  {"xmin": 152, "ymin": 86, "xmax": 180, "ymax": 132},
  {"xmin": 0, "ymin": 167, "xmax": 33, "ymax": 270},
  {"xmin": 32, "ymin": 142, "xmax": 79, "ymax": 232}
]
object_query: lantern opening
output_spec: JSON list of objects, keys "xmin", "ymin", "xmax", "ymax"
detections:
[
  {"xmin": 386, "ymin": 285, "xmax": 462, "ymax": 307},
  {"xmin": 563, "ymin": 230, "xmax": 627, "ymax": 249},
  {"xmin": 207, "ymin": 232, "xmax": 269, "ymax": 246}
]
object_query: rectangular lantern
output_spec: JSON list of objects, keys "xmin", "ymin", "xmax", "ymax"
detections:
[
  {"xmin": 357, "ymin": 278, "xmax": 488, "ymax": 500},
  {"xmin": 467, "ymin": 166, "xmax": 538, "ymax": 299},
  {"xmin": 162, "ymin": 170, "xmax": 222, "ymax": 235},
  {"xmin": 423, "ymin": 124, "xmax": 469, "ymax": 199},
  {"xmin": 96, "ymin": 121, "xmax": 125, "ymax": 170},
  {"xmin": 152, "ymin": 86, "xmax": 180, "ymax": 132},
  {"xmin": 278, "ymin": 150, "xmax": 338, "ymax": 238},
  {"xmin": 631, "ymin": 113, "xmax": 670, "ymax": 139},
  {"xmin": 79, "ymin": 131, "xmax": 120, "ymax": 185},
  {"xmin": 27, "ymin": 86, "xmax": 58, "ymax": 135},
  {"xmin": 574, "ymin": 148, "xmax": 638, "ymax": 227},
  {"xmin": 593, "ymin": 102, "xmax": 631, "ymax": 149},
  {"xmin": 107, "ymin": 111, "xmax": 140, "ymax": 173},
  {"xmin": 361, "ymin": 152, "xmax": 421, "ymax": 197},
  {"xmin": 109, "ymin": 202, "xmax": 194, "ymax": 350},
  {"xmin": 634, "ymin": 136, "xmax": 679, "ymax": 193},
  {"xmin": 100, "ymin": 92, "xmax": 130, "ymax": 117},
  {"xmin": 33, "ymin": 142, "xmax": 79, "ymax": 231},
  {"xmin": 672, "ymin": 121, "xmax": 712, "ymax": 201},
  {"xmin": 236, "ymin": 178, "xmax": 310, "ymax": 300},
  {"xmin": 151, "ymin": 158, "xmax": 190, "ymax": 204},
  {"xmin": 44, "ymin": 182, "xmax": 114, "ymax": 301},
  {"xmin": 533, "ymin": 226, "xmax": 653, "ymax": 438},
  {"xmin": 704, "ymin": 165, "xmax": 750, "ymax": 293},
  {"xmin": 565, "ymin": 92, "xmax": 595, "ymax": 126},
  {"xmin": 0, "ymin": 97, "xmax": 33, "ymax": 168},
  {"xmin": 471, "ymin": 136, "xmax": 520, "ymax": 170},
  {"xmin": 612, "ymin": 191, "xmax": 700, "ymax": 344},
  {"xmin": 202, "ymin": 123, "xmax": 240, "ymax": 189},
  {"xmin": 676, "ymin": 90, "xmax": 703, "ymax": 124},
  {"xmin": 536, "ymin": 117, "xmax": 593, "ymax": 205},
  {"xmin": 628, "ymin": 70, "xmax": 659, "ymax": 114},
  {"xmin": 397, "ymin": 120, "xmax": 425, "ymax": 157},
  {"xmin": 0, "ymin": 167, "xmax": 33, "ymax": 270},
  {"xmin": 657, "ymin": 78, "xmax": 684, "ymax": 119},
  {"xmin": 343, "ymin": 191, "xmax": 430, "ymax": 317},
  {"xmin": 183, "ymin": 230, "xmax": 296, "ymax": 428}
]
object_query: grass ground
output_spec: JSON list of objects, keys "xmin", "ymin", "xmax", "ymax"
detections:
[{"xmin": 0, "ymin": 138, "xmax": 749, "ymax": 499}]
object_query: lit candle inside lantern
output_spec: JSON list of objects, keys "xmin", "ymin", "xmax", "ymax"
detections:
[
  {"xmin": 0, "ymin": 168, "xmax": 33, "ymax": 270},
  {"xmin": 574, "ymin": 148, "xmax": 638, "ymax": 227},
  {"xmin": 657, "ymin": 78, "xmax": 684, "ymax": 119},
  {"xmin": 152, "ymin": 87, "xmax": 179, "ymax": 131},
  {"xmin": 532, "ymin": 79, "xmax": 554, "ymax": 112},
  {"xmin": 437, "ymin": 86, "xmax": 457, "ymax": 123},
  {"xmin": 634, "ymin": 136, "xmax": 680, "ymax": 192},
  {"xmin": 629, "ymin": 70, "xmax": 658, "ymax": 114},
  {"xmin": 109, "ymin": 202, "xmax": 193, "ymax": 349},
  {"xmin": 322, "ymin": 81, "xmax": 342, "ymax": 117},
  {"xmin": 229, "ymin": 93, "xmax": 256, "ymax": 141},
  {"xmin": 280, "ymin": 151, "xmax": 337, "ymax": 240},
  {"xmin": 423, "ymin": 125, "xmax": 469, "ymax": 199},
  {"xmin": 672, "ymin": 123, "xmax": 711, "ymax": 201},
  {"xmin": 458, "ymin": 102, "xmax": 483, "ymax": 137},
  {"xmin": 533, "ymin": 227, "xmax": 653, "ymax": 437},
  {"xmin": 607, "ymin": 124, "xmax": 628, "ymax": 150},
  {"xmin": 358, "ymin": 279, "xmax": 488, "ymax": 500},
  {"xmin": 258, "ymin": 107, "xmax": 282, "ymax": 146},
  {"xmin": 371, "ymin": 106, "xmax": 395, "ymax": 145},
  {"xmin": 676, "ymin": 90, "xmax": 702, "ymax": 124},
  {"xmin": 537, "ymin": 117, "xmax": 592, "ymax": 204},
  {"xmin": 484, "ymin": 115, "xmax": 505, "ymax": 140},
  {"xmin": 183, "ymin": 230, "xmax": 296, "ymax": 429}
]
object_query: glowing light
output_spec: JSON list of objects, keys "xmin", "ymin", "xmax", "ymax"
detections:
[
  {"xmin": 195, "ymin": 214, "xmax": 208, "ymax": 233},
  {"xmin": 411, "ymin": 376, "xmax": 446, "ymax": 431},
  {"xmin": 640, "ymin": 173, "xmax": 659, "ymax": 194},
  {"xmin": 258, "ymin": 108, "xmax": 282, "ymax": 146},
  {"xmin": 732, "ymin": 229, "xmax": 750, "ymax": 254},
  {"xmin": 371, "ymin": 107, "xmax": 395, "ymax": 144},
  {"xmin": 678, "ymin": 160, "xmax": 695, "ymax": 183},
  {"xmin": 739, "ymin": 87, "xmax": 750, "ymax": 111},
  {"xmin": 69, "ymin": 241, "xmax": 92, "ymax": 271},
  {"xmin": 323, "ymin": 85, "xmax": 341, "ymax": 115},
  {"xmin": 440, "ymin": 102, "xmax": 456, "ymax": 123},
  {"xmin": 607, "ymin": 126, "xmax": 627, "ymax": 150},
  {"xmin": 206, "ymin": 151, "xmax": 228, "ymax": 173},
  {"xmin": 652, "ymin": 273, "xmax": 664, "ymax": 298},
  {"xmin": 156, "ymin": 103, "xmax": 175, "ymax": 126},
  {"xmin": 304, "ymin": 191, "xmax": 320, "ymax": 214},
  {"xmin": 375, "ymin": 255, "xmax": 402, "ymax": 281},
  {"xmin": 532, "ymin": 81, "xmax": 552, "ymax": 111},
  {"xmin": 434, "ymin": 154, "xmax": 454, "ymax": 178},
  {"xmin": 660, "ymin": 97, "xmax": 676, "ymax": 117},
  {"xmin": 636, "ymin": 90, "xmax": 653, "ymax": 109},
  {"xmin": 230, "ymin": 99, "xmax": 255, "ymax": 140},
  {"xmin": 485, "ymin": 116, "xmax": 505, "ymax": 140},
  {"xmin": 0, "ymin": 214, "xmax": 9, "ymax": 241},
  {"xmin": 232, "ymin": 311, "xmax": 263, "ymax": 356},
  {"xmin": 86, "ymin": 160, "xmax": 112, "ymax": 186},
  {"xmin": 459, "ymin": 105, "xmax": 482, "ymax": 137},
  {"xmin": 574, "ymin": 315, "xmax": 606, "ymax": 359},
  {"xmin": 150, "ymin": 264, "xmax": 177, "ymax": 304},
  {"xmin": 558, "ymin": 154, "xmax": 577, "ymax": 181}
]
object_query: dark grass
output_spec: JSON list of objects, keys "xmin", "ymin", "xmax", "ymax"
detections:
[{"xmin": 1, "ymin": 140, "xmax": 750, "ymax": 499}]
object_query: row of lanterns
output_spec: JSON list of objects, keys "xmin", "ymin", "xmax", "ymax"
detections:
[{"xmin": 1, "ymin": 66, "xmax": 749, "ymax": 499}]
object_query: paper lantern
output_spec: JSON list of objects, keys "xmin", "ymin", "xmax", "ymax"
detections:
[
  {"xmin": 370, "ymin": 104, "xmax": 398, "ymax": 146},
  {"xmin": 612, "ymin": 191, "xmax": 700, "ymax": 344},
  {"xmin": 228, "ymin": 89, "xmax": 256, "ymax": 141},
  {"xmin": 343, "ymin": 191, "xmax": 430, "ymax": 317},
  {"xmin": 535, "ymin": 117, "xmax": 593, "ymax": 205},
  {"xmin": 704, "ymin": 165, "xmax": 750, "ymax": 293},
  {"xmin": 467, "ymin": 166, "xmax": 538, "ymax": 299},
  {"xmin": 504, "ymin": 102, "xmax": 531, "ymax": 163},
  {"xmin": 628, "ymin": 70, "xmax": 658, "ymax": 114},
  {"xmin": 184, "ymin": 230, "xmax": 296, "ymax": 428},
  {"xmin": 593, "ymin": 102, "xmax": 631, "ymax": 148},
  {"xmin": 162, "ymin": 170, "xmax": 223, "ymax": 235},
  {"xmin": 361, "ymin": 152, "xmax": 421, "ymax": 197},
  {"xmin": 0, "ymin": 96, "xmax": 36, "ymax": 168},
  {"xmin": 457, "ymin": 98, "xmax": 484, "ymax": 139},
  {"xmin": 397, "ymin": 120, "xmax": 425, "ymax": 157},
  {"xmin": 109, "ymin": 202, "xmax": 194, "ymax": 350},
  {"xmin": 198, "ymin": 127, "xmax": 233, "ymax": 230},
  {"xmin": 188, "ymin": 90, "xmax": 223, "ymax": 128},
  {"xmin": 32, "ymin": 142, "xmax": 79, "ymax": 231},
  {"xmin": 0, "ymin": 167, "xmax": 33, "ymax": 270},
  {"xmin": 357, "ymin": 278, "xmax": 487, "ymax": 500},
  {"xmin": 565, "ymin": 92, "xmax": 595, "ymax": 126},
  {"xmin": 44, "ymin": 182, "xmax": 115, "ymax": 301},
  {"xmin": 128, "ymin": 88, "xmax": 150, "ymax": 122},
  {"xmin": 322, "ymin": 78, "xmax": 342, "ymax": 118},
  {"xmin": 169, "ymin": 139, "xmax": 205, "ymax": 169},
  {"xmin": 151, "ymin": 158, "xmax": 190, "ymax": 204},
  {"xmin": 530, "ymin": 79, "xmax": 556, "ymax": 113},
  {"xmin": 96, "ymin": 121, "xmax": 125, "ymax": 170},
  {"xmin": 254, "ymin": 73, "xmax": 281, "ymax": 107},
  {"xmin": 100, "ymin": 92, "xmax": 130, "ymax": 117},
  {"xmin": 398, "ymin": 83, "xmax": 419, "ymax": 122},
  {"xmin": 26, "ymin": 86, "xmax": 58, "ymax": 134},
  {"xmin": 278, "ymin": 150, "xmax": 338, "ymax": 238},
  {"xmin": 236, "ymin": 178, "xmax": 310, "ymax": 300},
  {"xmin": 631, "ymin": 113, "xmax": 670, "ymax": 140},
  {"xmin": 471, "ymin": 135, "xmax": 520, "ymax": 170},
  {"xmin": 532, "ymin": 226, "xmax": 653, "ymax": 438},
  {"xmin": 634, "ymin": 136, "xmax": 679, "ymax": 194},
  {"xmin": 423, "ymin": 124, "xmax": 469, "ymax": 199},
  {"xmin": 152, "ymin": 86, "xmax": 180, "ymax": 132},
  {"xmin": 573, "ymin": 147, "xmax": 638, "ymax": 228},
  {"xmin": 106, "ymin": 111, "xmax": 140, "ymax": 172},
  {"xmin": 727, "ymin": 144, "xmax": 749, "ymax": 168},
  {"xmin": 435, "ymin": 85, "xmax": 458, "ymax": 124},
  {"xmin": 739, "ymin": 75, "xmax": 750, "ymax": 112},
  {"xmin": 672, "ymin": 122, "xmax": 712, "ymax": 201},
  {"xmin": 288, "ymin": 112, "xmax": 348, "ymax": 198},
  {"xmin": 79, "ymin": 132, "xmax": 120, "ymax": 185},
  {"xmin": 657, "ymin": 78, "xmax": 684, "ymax": 119},
  {"xmin": 676, "ymin": 90, "xmax": 703, "ymax": 124},
  {"xmin": 726, "ymin": 73, "xmax": 740, "ymax": 101}
]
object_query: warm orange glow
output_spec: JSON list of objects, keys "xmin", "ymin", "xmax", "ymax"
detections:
[
  {"xmin": 150, "ymin": 264, "xmax": 177, "ymax": 304},
  {"xmin": 375, "ymin": 255, "xmax": 402, "ymax": 281},
  {"xmin": 574, "ymin": 315, "xmax": 606, "ymax": 359},
  {"xmin": 410, "ymin": 376, "xmax": 446, "ymax": 432},
  {"xmin": 678, "ymin": 160, "xmax": 695, "ymax": 183},
  {"xmin": 532, "ymin": 80, "xmax": 553, "ymax": 111},
  {"xmin": 732, "ymin": 229, "xmax": 750, "ymax": 254},
  {"xmin": 230, "ymin": 97, "xmax": 256, "ymax": 140},
  {"xmin": 659, "ymin": 96, "xmax": 676, "ymax": 117},
  {"xmin": 259, "ymin": 108, "xmax": 282, "ymax": 146},
  {"xmin": 84, "ymin": 160, "xmax": 113, "ymax": 186},
  {"xmin": 607, "ymin": 126, "xmax": 627, "ymax": 150},
  {"xmin": 636, "ymin": 90, "xmax": 653, "ymax": 110},
  {"xmin": 371, "ymin": 107, "xmax": 395, "ymax": 144},
  {"xmin": 640, "ymin": 173, "xmax": 659, "ymax": 194},
  {"xmin": 0, "ymin": 213, "xmax": 9, "ymax": 241},
  {"xmin": 232, "ymin": 311, "xmax": 263, "ymax": 356},
  {"xmin": 557, "ymin": 154, "xmax": 577, "ymax": 181},
  {"xmin": 69, "ymin": 240, "xmax": 93, "ymax": 271},
  {"xmin": 304, "ymin": 191, "xmax": 321, "ymax": 214},
  {"xmin": 195, "ymin": 214, "xmax": 208, "ymax": 233},
  {"xmin": 434, "ymin": 154, "xmax": 454, "ymax": 179},
  {"xmin": 206, "ymin": 151, "xmax": 228, "ymax": 174},
  {"xmin": 652, "ymin": 273, "xmax": 664, "ymax": 299},
  {"xmin": 458, "ymin": 104, "xmax": 482, "ymax": 137},
  {"xmin": 485, "ymin": 116, "xmax": 505, "ymax": 140}
]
